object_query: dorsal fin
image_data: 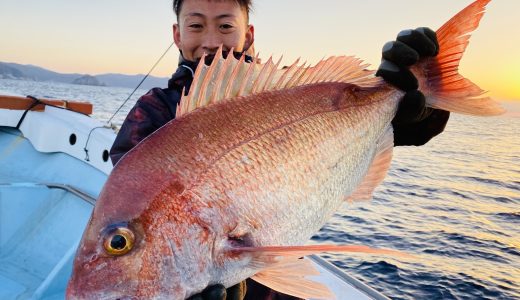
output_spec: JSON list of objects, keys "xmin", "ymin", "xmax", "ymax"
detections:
[{"xmin": 177, "ymin": 45, "xmax": 383, "ymax": 117}]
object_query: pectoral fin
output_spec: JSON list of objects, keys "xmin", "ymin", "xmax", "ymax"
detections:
[
  {"xmin": 347, "ymin": 126, "xmax": 394, "ymax": 202},
  {"xmin": 239, "ymin": 244, "xmax": 408, "ymax": 259}
]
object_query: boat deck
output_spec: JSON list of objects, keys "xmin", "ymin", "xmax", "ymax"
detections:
[{"xmin": 0, "ymin": 126, "xmax": 107, "ymax": 299}]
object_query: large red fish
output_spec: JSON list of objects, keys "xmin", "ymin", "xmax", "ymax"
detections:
[{"xmin": 67, "ymin": 1, "xmax": 502, "ymax": 299}]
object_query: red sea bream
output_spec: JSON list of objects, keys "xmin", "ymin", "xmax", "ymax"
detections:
[{"xmin": 67, "ymin": 1, "xmax": 503, "ymax": 299}]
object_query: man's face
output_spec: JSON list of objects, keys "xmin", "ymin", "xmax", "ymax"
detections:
[{"xmin": 173, "ymin": 0, "xmax": 254, "ymax": 62}]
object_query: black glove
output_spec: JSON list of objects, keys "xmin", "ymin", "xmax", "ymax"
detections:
[
  {"xmin": 187, "ymin": 281, "xmax": 247, "ymax": 300},
  {"xmin": 376, "ymin": 27, "xmax": 450, "ymax": 146}
]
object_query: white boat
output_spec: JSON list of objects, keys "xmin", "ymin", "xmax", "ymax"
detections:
[{"xmin": 0, "ymin": 93, "xmax": 389, "ymax": 300}]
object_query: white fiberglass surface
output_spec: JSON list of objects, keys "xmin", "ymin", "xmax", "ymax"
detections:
[
  {"xmin": 0, "ymin": 127, "xmax": 107, "ymax": 299},
  {"xmin": 0, "ymin": 127, "xmax": 108, "ymax": 198},
  {"xmin": 0, "ymin": 186, "xmax": 93, "ymax": 299}
]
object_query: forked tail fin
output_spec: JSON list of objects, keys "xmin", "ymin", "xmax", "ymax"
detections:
[{"xmin": 421, "ymin": 0, "xmax": 504, "ymax": 116}]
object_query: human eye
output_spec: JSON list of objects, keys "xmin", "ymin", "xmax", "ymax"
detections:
[
  {"xmin": 187, "ymin": 23, "xmax": 203, "ymax": 31},
  {"xmin": 219, "ymin": 23, "xmax": 235, "ymax": 32}
]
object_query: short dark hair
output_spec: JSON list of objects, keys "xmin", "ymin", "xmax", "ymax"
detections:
[{"xmin": 173, "ymin": 0, "xmax": 252, "ymax": 22}]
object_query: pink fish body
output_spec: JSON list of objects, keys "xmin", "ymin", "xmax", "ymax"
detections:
[{"xmin": 67, "ymin": 1, "xmax": 502, "ymax": 299}]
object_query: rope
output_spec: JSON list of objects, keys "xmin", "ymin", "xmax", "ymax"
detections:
[
  {"xmin": 16, "ymin": 96, "xmax": 40, "ymax": 129},
  {"xmin": 16, "ymin": 95, "xmax": 82, "ymax": 134}
]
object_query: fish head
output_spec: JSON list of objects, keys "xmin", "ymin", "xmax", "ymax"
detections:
[{"xmin": 66, "ymin": 173, "xmax": 233, "ymax": 299}]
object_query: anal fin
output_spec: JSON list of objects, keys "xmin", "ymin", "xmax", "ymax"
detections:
[
  {"xmin": 251, "ymin": 258, "xmax": 335, "ymax": 300},
  {"xmin": 243, "ymin": 243, "xmax": 408, "ymax": 299}
]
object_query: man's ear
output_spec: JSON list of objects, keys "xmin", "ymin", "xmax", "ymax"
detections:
[
  {"xmin": 244, "ymin": 24, "xmax": 255, "ymax": 53},
  {"xmin": 173, "ymin": 24, "xmax": 182, "ymax": 48}
]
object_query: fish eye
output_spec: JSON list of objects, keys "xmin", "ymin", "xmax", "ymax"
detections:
[{"xmin": 103, "ymin": 227, "xmax": 135, "ymax": 256}]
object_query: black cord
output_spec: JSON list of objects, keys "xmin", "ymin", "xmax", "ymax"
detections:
[{"xmin": 16, "ymin": 95, "xmax": 44, "ymax": 129}]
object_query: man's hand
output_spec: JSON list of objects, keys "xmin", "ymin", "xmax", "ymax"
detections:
[
  {"xmin": 376, "ymin": 27, "xmax": 450, "ymax": 146},
  {"xmin": 187, "ymin": 281, "xmax": 247, "ymax": 300}
]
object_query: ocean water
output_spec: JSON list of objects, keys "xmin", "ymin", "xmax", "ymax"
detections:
[{"xmin": 1, "ymin": 79, "xmax": 519, "ymax": 300}]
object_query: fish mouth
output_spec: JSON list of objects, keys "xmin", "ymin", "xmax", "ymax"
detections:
[
  {"xmin": 98, "ymin": 294, "xmax": 138, "ymax": 300},
  {"xmin": 67, "ymin": 292, "xmax": 137, "ymax": 300},
  {"xmin": 99, "ymin": 296, "xmax": 135, "ymax": 300}
]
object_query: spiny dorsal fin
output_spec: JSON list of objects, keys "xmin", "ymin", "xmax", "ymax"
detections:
[{"xmin": 177, "ymin": 45, "xmax": 382, "ymax": 117}]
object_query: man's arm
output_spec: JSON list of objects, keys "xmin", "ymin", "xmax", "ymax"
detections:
[
  {"xmin": 110, "ymin": 89, "xmax": 175, "ymax": 165},
  {"xmin": 376, "ymin": 27, "xmax": 450, "ymax": 146}
]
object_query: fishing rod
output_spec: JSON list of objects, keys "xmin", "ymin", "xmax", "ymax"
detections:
[
  {"xmin": 84, "ymin": 42, "xmax": 174, "ymax": 161},
  {"xmin": 106, "ymin": 41, "xmax": 175, "ymax": 125}
]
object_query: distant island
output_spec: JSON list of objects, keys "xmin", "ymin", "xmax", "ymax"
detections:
[
  {"xmin": 72, "ymin": 75, "xmax": 106, "ymax": 87},
  {"xmin": 0, "ymin": 61, "xmax": 169, "ymax": 91}
]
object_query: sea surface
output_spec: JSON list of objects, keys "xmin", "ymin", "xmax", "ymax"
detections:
[{"xmin": 1, "ymin": 79, "xmax": 519, "ymax": 300}]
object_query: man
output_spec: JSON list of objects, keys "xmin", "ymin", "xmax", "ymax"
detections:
[
  {"xmin": 110, "ymin": 0, "xmax": 448, "ymax": 299},
  {"xmin": 110, "ymin": 0, "xmax": 256, "ymax": 164}
]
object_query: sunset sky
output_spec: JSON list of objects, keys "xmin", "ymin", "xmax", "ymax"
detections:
[{"xmin": 1, "ymin": 0, "xmax": 519, "ymax": 100}]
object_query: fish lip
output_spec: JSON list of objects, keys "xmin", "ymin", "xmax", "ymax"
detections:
[
  {"xmin": 93, "ymin": 294, "xmax": 138, "ymax": 300},
  {"xmin": 75, "ymin": 292, "xmax": 139, "ymax": 300}
]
